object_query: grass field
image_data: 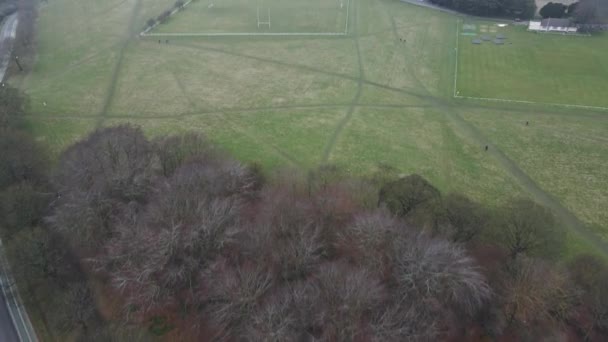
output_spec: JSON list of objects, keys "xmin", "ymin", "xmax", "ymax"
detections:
[
  {"xmin": 153, "ymin": 0, "xmax": 350, "ymax": 34},
  {"xmin": 10, "ymin": 0, "xmax": 608, "ymax": 258},
  {"xmin": 457, "ymin": 21, "xmax": 608, "ymax": 108}
]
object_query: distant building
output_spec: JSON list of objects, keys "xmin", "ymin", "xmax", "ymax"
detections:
[{"xmin": 528, "ymin": 18, "xmax": 578, "ymax": 33}]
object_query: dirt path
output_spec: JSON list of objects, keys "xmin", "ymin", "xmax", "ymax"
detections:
[
  {"xmin": 97, "ymin": 0, "xmax": 143, "ymax": 125},
  {"xmin": 0, "ymin": 13, "xmax": 18, "ymax": 82},
  {"xmin": 322, "ymin": 0, "xmax": 364, "ymax": 163}
]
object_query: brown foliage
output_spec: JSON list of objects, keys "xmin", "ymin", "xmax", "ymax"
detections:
[
  {"xmin": 48, "ymin": 125, "xmax": 158, "ymax": 249},
  {"xmin": 499, "ymin": 257, "xmax": 575, "ymax": 328}
]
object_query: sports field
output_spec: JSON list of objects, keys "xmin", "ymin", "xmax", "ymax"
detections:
[
  {"xmin": 456, "ymin": 21, "xmax": 608, "ymax": 108},
  {"xmin": 11, "ymin": 0, "xmax": 608, "ymax": 257},
  {"xmin": 153, "ymin": 0, "xmax": 350, "ymax": 34}
]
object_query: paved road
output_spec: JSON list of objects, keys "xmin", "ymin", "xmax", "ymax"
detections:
[
  {"xmin": 0, "ymin": 13, "xmax": 21, "ymax": 341},
  {"xmin": 0, "ymin": 288, "xmax": 19, "ymax": 342},
  {"xmin": 0, "ymin": 12, "xmax": 18, "ymax": 82},
  {"xmin": 0, "ymin": 238, "xmax": 38, "ymax": 342}
]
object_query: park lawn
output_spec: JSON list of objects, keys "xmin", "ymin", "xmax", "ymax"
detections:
[
  {"xmin": 155, "ymin": 0, "xmax": 348, "ymax": 34},
  {"xmin": 457, "ymin": 21, "xmax": 608, "ymax": 108},
  {"xmin": 10, "ymin": 0, "xmax": 608, "ymax": 259},
  {"xmin": 329, "ymin": 106, "xmax": 525, "ymax": 205},
  {"xmin": 106, "ymin": 38, "xmax": 359, "ymax": 116},
  {"xmin": 461, "ymin": 108, "xmax": 608, "ymax": 241}
]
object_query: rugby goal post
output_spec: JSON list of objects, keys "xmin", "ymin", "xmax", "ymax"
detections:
[{"xmin": 257, "ymin": 7, "xmax": 271, "ymax": 28}]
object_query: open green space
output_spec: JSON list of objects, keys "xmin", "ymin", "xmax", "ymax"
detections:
[
  {"xmin": 10, "ymin": 0, "xmax": 608, "ymax": 257},
  {"xmin": 457, "ymin": 21, "xmax": 608, "ymax": 108},
  {"xmin": 154, "ymin": 0, "xmax": 349, "ymax": 34}
]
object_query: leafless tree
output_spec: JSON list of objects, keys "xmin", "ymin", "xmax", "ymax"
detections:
[
  {"xmin": 568, "ymin": 254, "xmax": 608, "ymax": 336},
  {"xmin": 0, "ymin": 86, "xmax": 27, "ymax": 131},
  {"xmin": 338, "ymin": 210, "xmax": 400, "ymax": 277},
  {"xmin": 370, "ymin": 298, "xmax": 439, "ymax": 342},
  {"xmin": 575, "ymin": 0, "xmax": 608, "ymax": 26},
  {"xmin": 153, "ymin": 132, "xmax": 214, "ymax": 177},
  {"xmin": 6, "ymin": 226, "xmax": 76, "ymax": 289},
  {"xmin": 206, "ymin": 265, "xmax": 274, "ymax": 341},
  {"xmin": 243, "ymin": 285, "xmax": 306, "ymax": 341},
  {"xmin": 51, "ymin": 281, "xmax": 98, "ymax": 334},
  {"xmin": 304, "ymin": 263, "xmax": 386, "ymax": 342},
  {"xmin": 442, "ymin": 193, "xmax": 488, "ymax": 243},
  {"xmin": 499, "ymin": 257, "xmax": 575, "ymax": 328},
  {"xmin": 378, "ymin": 174, "xmax": 441, "ymax": 218},
  {"xmin": 100, "ymin": 159, "xmax": 248, "ymax": 314},
  {"xmin": 53, "ymin": 125, "xmax": 158, "ymax": 201},
  {"xmin": 499, "ymin": 198, "xmax": 564, "ymax": 259},
  {"xmin": 393, "ymin": 234, "xmax": 492, "ymax": 316},
  {"xmin": 48, "ymin": 125, "xmax": 158, "ymax": 249},
  {"xmin": 0, "ymin": 130, "xmax": 47, "ymax": 190},
  {"xmin": 249, "ymin": 188, "xmax": 327, "ymax": 281},
  {"xmin": 0, "ymin": 181, "xmax": 49, "ymax": 238}
]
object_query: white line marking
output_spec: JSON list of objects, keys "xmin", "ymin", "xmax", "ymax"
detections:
[
  {"xmin": 454, "ymin": 95, "xmax": 608, "ymax": 111},
  {"xmin": 453, "ymin": 18, "xmax": 459, "ymax": 98},
  {"xmin": 142, "ymin": 32, "xmax": 348, "ymax": 37},
  {"xmin": 344, "ymin": 0, "xmax": 351, "ymax": 34}
]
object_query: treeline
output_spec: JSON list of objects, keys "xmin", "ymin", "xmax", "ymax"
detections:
[
  {"xmin": 1, "ymin": 93, "xmax": 608, "ymax": 339},
  {"xmin": 0, "ymin": 87, "xmax": 108, "ymax": 339},
  {"xmin": 2, "ymin": 119, "xmax": 601, "ymax": 340},
  {"xmin": 426, "ymin": 0, "xmax": 537, "ymax": 19},
  {"xmin": 145, "ymin": 0, "xmax": 187, "ymax": 31}
]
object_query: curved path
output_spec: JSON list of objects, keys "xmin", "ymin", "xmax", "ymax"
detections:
[
  {"xmin": 0, "ymin": 13, "xmax": 18, "ymax": 82},
  {"xmin": 0, "ymin": 12, "xmax": 39, "ymax": 342}
]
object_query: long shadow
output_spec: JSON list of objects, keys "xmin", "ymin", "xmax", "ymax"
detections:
[
  {"xmin": 322, "ymin": 0, "xmax": 364, "ymax": 163},
  {"xmin": 97, "ymin": 0, "xmax": 142, "ymax": 126}
]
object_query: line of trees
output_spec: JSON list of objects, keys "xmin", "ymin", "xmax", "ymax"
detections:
[
  {"xmin": 0, "ymin": 87, "xmax": 110, "ymax": 339},
  {"xmin": 1, "ymin": 87, "xmax": 607, "ymax": 339},
  {"xmin": 538, "ymin": 0, "xmax": 608, "ymax": 30},
  {"xmin": 426, "ymin": 0, "xmax": 537, "ymax": 19},
  {"xmin": 0, "ymin": 121, "xmax": 595, "ymax": 340},
  {"xmin": 145, "ymin": 0, "xmax": 188, "ymax": 31}
]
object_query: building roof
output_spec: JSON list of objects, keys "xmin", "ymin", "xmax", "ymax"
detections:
[{"xmin": 541, "ymin": 18, "xmax": 572, "ymax": 28}]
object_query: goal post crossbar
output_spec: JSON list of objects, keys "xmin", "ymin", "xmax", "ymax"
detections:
[
  {"xmin": 142, "ymin": 0, "xmax": 353, "ymax": 37},
  {"xmin": 257, "ymin": 7, "xmax": 271, "ymax": 28}
]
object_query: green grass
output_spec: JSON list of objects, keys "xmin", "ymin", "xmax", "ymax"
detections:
[
  {"xmin": 155, "ymin": 0, "xmax": 348, "ymax": 34},
  {"xmin": 457, "ymin": 21, "xmax": 608, "ymax": 107},
  {"xmin": 8, "ymin": 0, "xmax": 608, "ymax": 257},
  {"xmin": 461, "ymin": 107, "xmax": 608, "ymax": 240}
]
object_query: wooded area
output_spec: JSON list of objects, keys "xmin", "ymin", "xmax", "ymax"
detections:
[{"xmin": 426, "ymin": 0, "xmax": 537, "ymax": 19}]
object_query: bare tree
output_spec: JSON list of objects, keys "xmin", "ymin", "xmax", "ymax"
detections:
[
  {"xmin": 243, "ymin": 285, "xmax": 306, "ymax": 341},
  {"xmin": 249, "ymin": 188, "xmax": 327, "ymax": 281},
  {"xmin": 48, "ymin": 125, "xmax": 158, "ymax": 249},
  {"xmin": 153, "ymin": 132, "xmax": 213, "ymax": 177},
  {"xmin": 206, "ymin": 264, "xmax": 274, "ymax": 341},
  {"xmin": 498, "ymin": 198, "xmax": 564, "ymax": 259},
  {"xmin": 6, "ymin": 226, "xmax": 76, "ymax": 289},
  {"xmin": 442, "ymin": 193, "xmax": 488, "ymax": 243},
  {"xmin": 370, "ymin": 298, "xmax": 439, "ymax": 342},
  {"xmin": 51, "ymin": 281, "xmax": 98, "ymax": 335},
  {"xmin": 0, "ymin": 130, "xmax": 47, "ymax": 190},
  {"xmin": 575, "ymin": 0, "xmax": 608, "ymax": 26},
  {"xmin": 338, "ymin": 210, "xmax": 400, "ymax": 277},
  {"xmin": 100, "ymin": 160, "xmax": 248, "ymax": 314},
  {"xmin": 393, "ymin": 234, "xmax": 492, "ymax": 316},
  {"xmin": 568, "ymin": 254, "xmax": 608, "ymax": 336},
  {"xmin": 378, "ymin": 174, "xmax": 441, "ymax": 218},
  {"xmin": 499, "ymin": 257, "xmax": 575, "ymax": 328},
  {"xmin": 304, "ymin": 263, "xmax": 386, "ymax": 341},
  {"xmin": 0, "ymin": 181, "xmax": 49, "ymax": 239},
  {"xmin": 0, "ymin": 86, "xmax": 27, "ymax": 131}
]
